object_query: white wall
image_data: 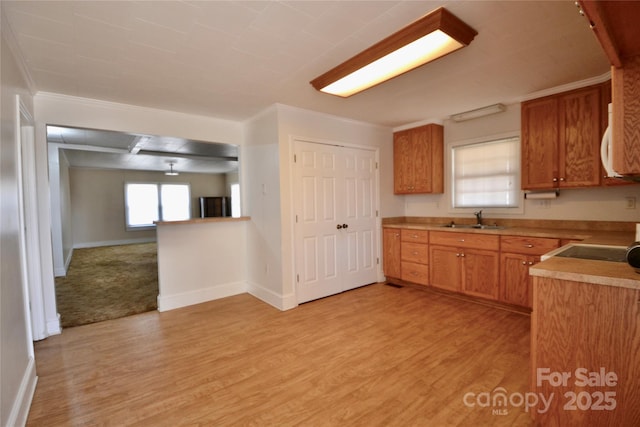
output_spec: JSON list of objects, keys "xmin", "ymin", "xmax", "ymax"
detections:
[
  {"xmin": 402, "ymin": 103, "xmax": 640, "ymax": 222},
  {"xmin": 243, "ymin": 106, "xmax": 285, "ymax": 309},
  {"xmin": 68, "ymin": 168, "xmax": 226, "ymax": 248},
  {"xmin": 0, "ymin": 26, "xmax": 38, "ymax": 427},
  {"xmin": 156, "ymin": 220, "xmax": 247, "ymax": 312}
]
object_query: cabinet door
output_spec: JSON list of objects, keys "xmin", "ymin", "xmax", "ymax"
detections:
[
  {"xmin": 383, "ymin": 228, "xmax": 401, "ymax": 279},
  {"xmin": 612, "ymin": 56, "xmax": 640, "ymax": 175},
  {"xmin": 522, "ymin": 97, "xmax": 559, "ymax": 190},
  {"xmin": 393, "ymin": 125, "xmax": 444, "ymax": 194},
  {"xmin": 500, "ymin": 252, "xmax": 533, "ymax": 308},
  {"xmin": 412, "ymin": 127, "xmax": 431, "ymax": 193},
  {"xmin": 559, "ymin": 86, "xmax": 602, "ymax": 187},
  {"xmin": 429, "ymin": 245, "xmax": 461, "ymax": 291},
  {"xmin": 461, "ymin": 248, "xmax": 499, "ymax": 300},
  {"xmin": 393, "ymin": 130, "xmax": 413, "ymax": 194}
]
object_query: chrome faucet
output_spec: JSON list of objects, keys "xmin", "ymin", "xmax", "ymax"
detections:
[{"xmin": 474, "ymin": 210, "xmax": 483, "ymax": 226}]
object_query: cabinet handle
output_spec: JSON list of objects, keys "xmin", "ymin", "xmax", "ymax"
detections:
[
  {"xmin": 552, "ymin": 178, "xmax": 558, "ymax": 182},
  {"xmin": 412, "ymin": 251, "xmax": 419, "ymax": 255},
  {"xmin": 522, "ymin": 261, "xmax": 527, "ymax": 265},
  {"xmin": 560, "ymin": 177, "xmax": 565, "ymax": 182},
  {"xmin": 525, "ymin": 244, "xmax": 534, "ymax": 248},
  {"xmin": 412, "ymin": 234, "xmax": 418, "ymax": 238},
  {"xmin": 528, "ymin": 261, "xmax": 534, "ymax": 265},
  {"xmin": 337, "ymin": 224, "xmax": 342, "ymax": 229},
  {"xmin": 456, "ymin": 253, "xmax": 460, "ymax": 257},
  {"xmin": 460, "ymin": 253, "xmax": 465, "ymax": 257},
  {"xmin": 459, "ymin": 239, "xmax": 465, "ymax": 242}
]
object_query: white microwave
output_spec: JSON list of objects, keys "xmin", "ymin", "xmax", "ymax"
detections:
[{"xmin": 600, "ymin": 103, "xmax": 622, "ymax": 178}]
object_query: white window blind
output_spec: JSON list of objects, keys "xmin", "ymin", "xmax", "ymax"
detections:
[{"xmin": 452, "ymin": 137, "xmax": 520, "ymax": 208}]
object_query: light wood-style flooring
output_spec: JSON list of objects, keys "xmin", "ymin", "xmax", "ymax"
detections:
[{"xmin": 27, "ymin": 283, "xmax": 533, "ymax": 426}]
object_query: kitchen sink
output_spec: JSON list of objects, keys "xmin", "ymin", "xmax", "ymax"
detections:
[
  {"xmin": 543, "ymin": 244, "xmax": 627, "ymax": 262},
  {"xmin": 440, "ymin": 223, "xmax": 506, "ymax": 230}
]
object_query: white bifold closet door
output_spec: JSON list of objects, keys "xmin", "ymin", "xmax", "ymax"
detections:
[{"xmin": 293, "ymin": 140, "xmax": 378, "ymax": 304}]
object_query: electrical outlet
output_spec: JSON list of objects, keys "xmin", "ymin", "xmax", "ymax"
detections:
[
  {"xmin": 625, "ymin": 196, "xmax": 636, "ymax": 209},
  {"xmin": 538, "ymin": 200, "xmax": 550, "ymax": 209}
]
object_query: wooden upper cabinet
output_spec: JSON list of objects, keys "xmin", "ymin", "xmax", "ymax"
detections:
[
  {"xmin": 612, "ymin": 56, "xmax": 640, "ymax": 175},
  {"xmin": 578, "ymin": 1, "xmax": 640, "ymax": 176},
  {"xmin": 393, "ymin": 124, "xmax": 444, "ymax": 194},
  {"xmin": 521, "ymin": 97, "xmax": 559, "ymax": 190},
  {"xmin": 578, "ymin": 0, "xmax": 640, "ymax": 68},
  {"xmin": 521, "ymin": 84, "xmax": 603, "ymax": 190},
  {"xmin": 559, "ymin": 86, "xmax": 602, "ymax": 187}
]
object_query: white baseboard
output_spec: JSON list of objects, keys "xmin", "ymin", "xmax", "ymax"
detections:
[
  {"xmin": 247, "ymin": 281, "xmax": 298, "ymax": 311},
  {"xmin": 46, "ymin": 313, "xmax": 62, "ymax": 336},
  {"xmin": 157, "ymin": 281, "xmax": 246, "ymax": 312},
  {"xmin": 73, "ymin": 237, "xmax": 157, "ymax": 249},
  {"xmin": 63, "ymin": 246, "xmax": 73, "ymax": 274},
  {"xmin": 6, "ymin": 357, "xmax": 38, "ymax": 427}
]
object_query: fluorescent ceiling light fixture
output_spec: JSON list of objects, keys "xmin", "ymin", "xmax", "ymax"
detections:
[
  {"xmin": 165, "ymin": 163, "xmax": 179, "ymax": 176},
  {"xmin": 310, "ymin": 7, "xmax": 477, "ymax": 97},
  {"xmin": 450, "ymin": 103, "xmax": 507, "ymax": 122}
]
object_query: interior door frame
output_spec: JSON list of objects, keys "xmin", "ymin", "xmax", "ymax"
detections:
[
  {"xmin": 15, "ymin": 95, "xmax": 45, "ymax": 343},
  {"xmin": 289, "ymin": 136, "xmax": 382, "ymax": 303}
]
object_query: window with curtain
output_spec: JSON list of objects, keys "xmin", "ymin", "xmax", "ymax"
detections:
[
  {"xmin": 125, "ymin": 183, "xmax": 190, "ymax": 229},
  {"xmin": 451, "ymin": 137, "xmax": 520, "ymax": 208}
]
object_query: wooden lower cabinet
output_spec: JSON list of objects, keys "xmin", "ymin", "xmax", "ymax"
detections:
[
  {"xmin": 429, "ymin": 245, "xmax": 499, "ymax": 300},
  {"xmin": 383, "ymin": 228, "xmax": 429, "ymax": 285},
  {"xmin": 429, "ymin": 245, "xmax": 462, "ymax": 292},
  {"xmin": 429, "ymin": 231, "xmax": 500, "ymax": 300},
  {"xmin": 499, "ymin": 236, "xmax": 560, "ymax": 308},
  {"xmin": 461, "ymin": 248, "xmax": 499, "ymax": 300},
  {"xmin": 400, "ymin": 229, "xmax": 429, "ymax": 285},
  {"xmin": 500, "ymin": 252, "xmax": 534, "ymax": 307},
  {"xmin": 382, "ymin": 228, "xmax": 401, "ymax": 279},
  {"xmin": 531, "ymin": 276, "xmax": 640, "ymax": 425}
]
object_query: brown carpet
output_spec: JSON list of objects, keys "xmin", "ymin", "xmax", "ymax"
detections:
[{"xmin": 55, "ymin": 243, "xmax": 158, "ymax": 328}]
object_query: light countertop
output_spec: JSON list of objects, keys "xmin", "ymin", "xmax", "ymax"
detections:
[{"xmin": 155, "ymin": 216, "xmax": 250, "ymax": 226}]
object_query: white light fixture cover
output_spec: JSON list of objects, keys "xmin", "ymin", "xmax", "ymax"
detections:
[
  {"xmin": 450, "ymin": 103, "xmax": 507, "ymax": 122},
  {"xmin": 165, "ymin": 162, "xmax": 179, "ymax": 176},
  {"xmin": 310, "ymin": 7, "xmax": 477, "ymax": 97}
]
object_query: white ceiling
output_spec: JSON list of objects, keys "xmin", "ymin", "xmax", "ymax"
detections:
[{"xmin": 2, "ymin": 1, "xmax": 610, "ymax": 171}]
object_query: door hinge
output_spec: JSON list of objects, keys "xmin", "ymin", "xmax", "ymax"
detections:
[
  {"xmin": 295, "ymin": 214, "xmax": 298, "ymax": 223},
  {"xmin": 294, "ymin": 154, "xmax": 297, "ymax": 163},
  {"xmin": 377, "ymin": 257, "xmax": 380, "ymax": 265},
  {"xmin": 296, "ymin": 274, "xmax": 299, "ymax": 283},
  {"xmin": 376, "ymin": 210, "xmax": 379, "ymax": 217},
  {"xmin": 376, "ymin": 162, "xmax": 378, "ymax": 170}
]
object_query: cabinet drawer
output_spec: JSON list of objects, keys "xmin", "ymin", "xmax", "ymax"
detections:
[
  {"xmin": 500, "ymin": 236, "xmax": 560, "ymax": 256},
  {"xmin": 430, "ymin": 231, "xmax": 499, "ymax": 250},
  {"xmin": 401, "ymin": 242, "xmax": 428, "ymax": 264},
  {"xmin": 401, "ymin": 261, "xmax": 429, "ymax": 285},
  {"xmin": 401, "ymin": 229, "xmax": 429, "ymax": 243}
]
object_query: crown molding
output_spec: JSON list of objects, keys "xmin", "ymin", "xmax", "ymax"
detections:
[{"xmin": 516, "ymin": 71, "xmax": 611, "ymax": 103}]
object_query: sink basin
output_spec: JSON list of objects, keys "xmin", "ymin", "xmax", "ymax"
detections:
[
  {"xmin": 548, "ymin": 244, "xmax": 627, "ymax": 262},
  {"xmin": 440, "ymin": 224, "xmax": 505, "ymax": 230}
]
